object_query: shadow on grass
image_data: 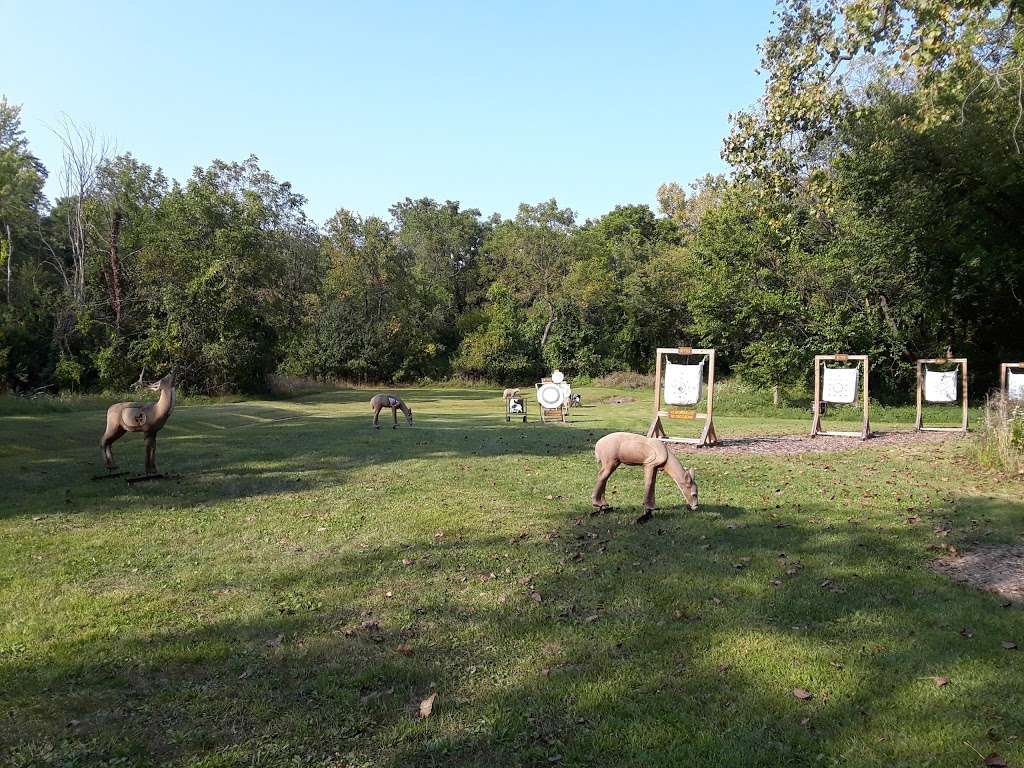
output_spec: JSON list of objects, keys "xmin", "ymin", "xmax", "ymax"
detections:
[
  {"xmin": 0, "ymin": 402, "xmax": 611, "ymax": 521},
  {"xmin": 2, "ymin": 497, "xmax": 1022, "ymax": 767}
]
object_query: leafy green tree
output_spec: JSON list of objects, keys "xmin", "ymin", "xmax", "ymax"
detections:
[
  {"xmin": 481, "ymin": 200, "xmax": 576, "ymax": 359},
  {"xmin": 142, "ymin": 156, "xmax": 316, "ymax": 392},
  {"xmin": 0, "ymin": 97, "xmax": 46, "ymax": 305}
]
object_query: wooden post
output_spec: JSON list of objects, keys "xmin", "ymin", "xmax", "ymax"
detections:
[
  {"xmin": 915, "ymin": 360, "xmax": 923, "ymax": 430},
  {"xmin": 810, "ymin": 356, "xmax": 822, "ymax": 436},
  {"xmin": 862, "ymin": 355, "xmax": 871, "ymax": 440},
  {"xmin": 961, "ymin": 358, "xmax": 969, "ymax": 432}
]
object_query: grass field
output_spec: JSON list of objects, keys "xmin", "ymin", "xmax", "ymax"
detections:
[{"xmin": 1, "ymin": 386, "xmax": 1022, "ymax": 767}]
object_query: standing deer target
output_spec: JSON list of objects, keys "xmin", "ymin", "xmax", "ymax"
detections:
[{"xmin": 100, "ymin": 368, "xmax": 176, "ymax": 477}]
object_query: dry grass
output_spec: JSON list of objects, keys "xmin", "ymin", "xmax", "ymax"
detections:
[{"xmin": 973, "ymin": 396, "xmax": 1024, "ymax": 476}]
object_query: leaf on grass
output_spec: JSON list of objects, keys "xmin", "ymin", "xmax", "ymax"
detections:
[
  {"xmin": 396, "ymin": 643, "xmax": 414, "ymax": 656},
  {"xmin": 266, "ymin": 634, "xmax": 284, "ymax": 648},
  {"xmin": 1001, "ymin": 640, "xmax": 1018, "ymax": 650},
  {"xmin": 983, "ymin": 753, "xmax": 1007, "ymax": 767},
  {"xmin": 792, "ymin": 688, "xmax": 814, "ymax": 700},
  {"xmin": 960, "ymin": 627, "xmax": 975, "ymax": 639},
  {"xmin": 419, "ymin": 693, "xmax": 437, "ymax": 718},
  {"xmin": 530, "ymin": 591, "xmax": 543, "ymax": 603},
  {"xmin": 933, "ymin": 676, "xmax": 950, "ymax": 687}
]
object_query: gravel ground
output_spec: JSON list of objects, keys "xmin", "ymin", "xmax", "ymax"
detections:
[{"xmin": 671, "ymin": 429, "xmax": 962, "ymax": 455}]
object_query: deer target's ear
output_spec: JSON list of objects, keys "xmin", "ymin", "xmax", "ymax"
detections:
[{"xmin": 689, "ymin": 469, "xmax": 696, "ymax": 481}]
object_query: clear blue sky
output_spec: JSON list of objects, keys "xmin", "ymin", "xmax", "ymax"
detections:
[{"xmin": 3, "ymin": 0, "xmax": 773, "ymax": 224}]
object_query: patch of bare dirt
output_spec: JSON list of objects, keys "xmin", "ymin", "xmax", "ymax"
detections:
[
  {"xmin": 669, "ymin": 429, "xmax": 962, "ymax": 455},
  {"xmin": 601, "ymin": 396, "xmax": 637, "ymax": 405},
  {"xmin": 932, "ymin": 545, "xmax": 1024, "ymax": 603}
]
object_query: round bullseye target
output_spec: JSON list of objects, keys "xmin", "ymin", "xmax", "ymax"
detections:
[{"xmin": 537, "ymin": 382, "xmax": 565, "ymax": 409}]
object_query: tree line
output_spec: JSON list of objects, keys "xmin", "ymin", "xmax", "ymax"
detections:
[{"xmin": 1, "ymin": 0, "xmax": 1021, "ymax": 400}]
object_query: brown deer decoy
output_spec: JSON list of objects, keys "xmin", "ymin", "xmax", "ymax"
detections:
[
  {"xmin": 591, "ymin": 432, "xmax": 698, "ymax": 524},
  {"xmin": 370, "ymin": 393, "xmax": 413, "ymax": 429},
  {"xmin": 101, "ymin": 368, "xmax": 176, "ymax": 475}
]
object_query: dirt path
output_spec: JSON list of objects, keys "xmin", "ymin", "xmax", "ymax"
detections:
[{"xmin": 933, "ymin": 545, "xmax": 1024, "ymax": 603}]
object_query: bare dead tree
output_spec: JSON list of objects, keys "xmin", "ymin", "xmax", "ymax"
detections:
[{"xmin": 48, "ymin": 116, "xmax": 109, "ymax": 305}]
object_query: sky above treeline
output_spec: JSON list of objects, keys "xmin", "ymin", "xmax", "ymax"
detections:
[{"xmin": 3, "ymin": 0, "xmax": 773, "ymax": 224}]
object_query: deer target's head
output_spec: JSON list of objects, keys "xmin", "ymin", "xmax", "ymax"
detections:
[
  {"xmin": 678, "ymin": 467, "xmax": 698, "ymax": 511},
  {"xmin": 146, "ymin": 369, "xmax": 176, "ymax": 392}
]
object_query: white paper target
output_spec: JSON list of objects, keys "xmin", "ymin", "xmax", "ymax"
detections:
[
  {"xmin": 551, "ymin": 370, "xmax": 565, "ymax": 384},
  {"xmin": 924, "ymin": 369, "xmax": 958, "ymax": 403},
  {"xmin": 537, "ymin": 383, "xmax": 565, "ymax": 409},
  {"xmin": 663, "ymin": 361, "xmax": 704, "ymax": 405},
  {"xmin": 1009, "ymin": 370, "xmax": 1024, "ymax": 401},
  {"xmin": 508, "ymin": 398, "xmax": 525, "ymax": 414},
  {"xmin": 822, "ymin": 366, "xmax": 859, "ymax": 404}
]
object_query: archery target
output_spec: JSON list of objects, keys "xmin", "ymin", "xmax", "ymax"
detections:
[{"xmin": 537, "ymin": 382, "xmax": 565, "ymax": 409}]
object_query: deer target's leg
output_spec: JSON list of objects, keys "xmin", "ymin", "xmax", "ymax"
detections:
[
  {"xmin": 591, "ymin": 461, "xmax": 618, "ymax": 510},
  {"xmin": 392, "ymin": 407, "xmax": 399, "ymax": 428},
  {"xmin": 373, "ymin": 406, "xmax": 382, "ymax": 429},
  {"xmin": 101, "ymin": 425, "xmax": 125, "ymax": 470},
  {"xmin": 144, "ymin": 433, "xmax": 158, "ymax": 475},
  {"xmin": 635, "ymin": 463, "xmax": 659, "ymax": 524}
]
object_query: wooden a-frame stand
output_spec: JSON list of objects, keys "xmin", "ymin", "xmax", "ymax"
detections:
[
  {"xmin": 647, "ymin": 347, "xmax": 717, "ymax": 446},
  {"xmin": 810, "ymin": 354, "xmax": 871, "ymax": 440},
  {"xmin": 1000, "ymin": 362, "xmax": 1024, "ymax": 403},
  {"xmin": 915, "ymin": 358, "xmax": 968, "ymax": 433}
]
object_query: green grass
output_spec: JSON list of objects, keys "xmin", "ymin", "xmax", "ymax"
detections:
[{"xmin": 0, "ymin": 386, "xmax": 1021, "ymax": 767}]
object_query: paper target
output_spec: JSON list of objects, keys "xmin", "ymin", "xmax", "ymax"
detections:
[{"xmin": 924, "ymin": 369, "xmax": 958, "ymax": 403}]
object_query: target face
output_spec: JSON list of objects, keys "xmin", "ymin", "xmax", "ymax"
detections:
[
  {"xmin": 551, "ymin": 370, "xmax": 565, "ymax": 384},
  {"xmin": 537, "ymin": 383, "xmax": 565, "ymax": 409},
  {"xmin": 508, "ymin": 398, "xmax": 525, "ymax": 414}
]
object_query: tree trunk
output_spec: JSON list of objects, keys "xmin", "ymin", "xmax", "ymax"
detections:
[
  {"xmin": 3, "ymin": 223, "xmax": 11, "ymax": 305},
  {"xmin": 772, "ymin": 385, "xmax": 780, "ymax": 407},
  {"xmin": 107, "ymin": 209, "xmax": 124, "ymax": 333},
  {"xmin": 540, "ymin": 310, "xmax": 556, "ymax": 348}
]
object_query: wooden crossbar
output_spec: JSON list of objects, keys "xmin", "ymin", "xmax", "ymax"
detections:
[
  {"xmin": 810, "ymin": 354, "xmax": 871, "ymax": 440},
  {"xmin": 915, "ymin": 358, "xmax": 968, "ymax": 433}
]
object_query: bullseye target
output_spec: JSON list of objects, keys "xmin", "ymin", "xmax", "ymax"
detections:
[{"xmin": 537, "ymin": 382, "xmax": 565, "ymax": 409}]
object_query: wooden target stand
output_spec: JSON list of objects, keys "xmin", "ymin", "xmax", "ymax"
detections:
[
  {"xmin": 536, "ymin": 379, "xmax": 569, "ymax": 423},
  {"xmin": 810, "ymin": 354, "xmax": 871, "ymax": 440},
  {"xmin": 646, "ymin": 347, "xmax": 717, "ymax": 446},
  {"xmin": 915, "ymin": 358, "xmax": 968, "ymax": 433},
  {"xmin": 1000, "ymin": 362, "xmax": 1024, "ymax": 404}
]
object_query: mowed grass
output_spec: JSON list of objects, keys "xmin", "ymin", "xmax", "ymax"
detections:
[{"xmin": 0, "ymin": 387, "xmax": 1021, "ymax": 767}]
